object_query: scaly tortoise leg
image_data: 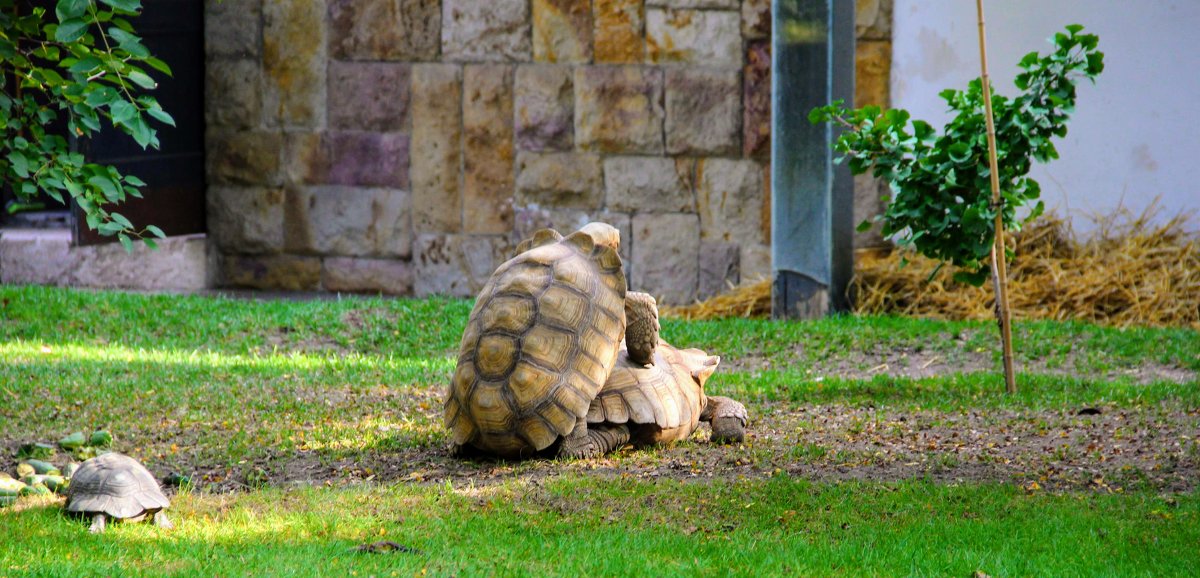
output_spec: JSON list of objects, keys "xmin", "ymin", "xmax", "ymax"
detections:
[
  {"xmin": 700, "ymin": 396, "xmax": 749, "ymax": 444},
  {"xmin": 557, "ymin": 418, "xmax": 632, "ymax": 459},
  {"xmin": 89, "ymin": 513, "xmax": 107, "ymax": 534},
  {"xmin": 624, "ymin": 292, "xmax": 660, "ymax": 367}
]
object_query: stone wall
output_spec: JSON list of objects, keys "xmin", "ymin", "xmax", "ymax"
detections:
[{"xmin": 204, "ymin": 0, "xmax": 893, "ymax": 303}]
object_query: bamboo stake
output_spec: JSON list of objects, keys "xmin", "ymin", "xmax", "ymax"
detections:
[{"xmin": 975, "ymin": 0, "xmax": 1018, "ymax": 394}]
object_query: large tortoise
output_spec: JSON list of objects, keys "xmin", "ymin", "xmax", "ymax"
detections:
[
  {"xmin": 65, "ymin": 453, "xmax": 173, "ymax": 533},
  {"xmin": 444, "ymin": 223, "xmax": 630, "ymax": 459}
]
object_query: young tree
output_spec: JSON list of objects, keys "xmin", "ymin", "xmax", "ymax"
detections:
[{"xmin": 1, "ymin": 0, "xmax": 173, "ymax": 250}]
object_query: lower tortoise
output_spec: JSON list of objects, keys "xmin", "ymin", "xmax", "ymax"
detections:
[{"xmin": 66, "ymin": 453, "xmax": 172, "ymax": 533}]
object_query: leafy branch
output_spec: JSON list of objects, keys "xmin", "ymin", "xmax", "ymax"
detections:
[
  {"xmin": 810, "ymin": 24, "xmax": 1104, "ymax": 285},
  {"xmin": 1, "ymin": 0, "xmax": 174, "ymax": 249}
]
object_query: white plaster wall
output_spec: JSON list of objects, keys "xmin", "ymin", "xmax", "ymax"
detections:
[{"xmin": 891, "ymin": 0, "xmax": 1199, "ymax": 232}]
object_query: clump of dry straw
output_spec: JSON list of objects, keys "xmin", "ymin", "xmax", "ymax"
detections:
[{"xmin": 664, "ymin": 205, "xmax": 1199, "ymax": 329}]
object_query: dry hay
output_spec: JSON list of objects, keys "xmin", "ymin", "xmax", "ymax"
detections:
[{"xmin": 664, "ymin": 206, "xmax": 1200, "ymax": 329}]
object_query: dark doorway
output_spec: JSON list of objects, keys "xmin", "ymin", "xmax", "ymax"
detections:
[{"xmin": 72, "ymin": 0, "xmax": 206, "ymax": 245}]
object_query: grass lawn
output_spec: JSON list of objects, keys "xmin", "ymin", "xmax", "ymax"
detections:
[{"xmin": 1, "ymin": 285, "xmax": 1197, "ymax": 576}]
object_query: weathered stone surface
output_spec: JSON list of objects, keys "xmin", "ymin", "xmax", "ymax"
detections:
[
  {"xmin": 327, "ymin": 61, "xmax": 411, "ymax": 131},
  {"xmin": 604, "ymin": 157, "xmax": 694, "ymax": 213},
  {"xmin": 413, "ymin": 234, "xmax": 512, "ymax": 297},
  {"xmin": 743, "ymin": 40, "xmax": 771, "ymax": 159},
  {"xmin": 282, "ymin": 131, "xmax": 323, "ymax": 185},
  {"xmin": 284, "ymin": 186, "xmax": 411, "ymax": 258},
  {"xmin": 207, "ymin": 131, "xmax": 283, "ymax": 187},
  {"xmin": 0, "ymin": 230, "xmax": 209, "ymax": 290},
  {"xmin": 463, "ymin": 65, "xmax": 515, "ymax": 234},
  {"xmin": 206, "ymin": 59, "xmax": 262, "ymax": 130},
  {"xmin": 320, "ymin": 132, "xmax": 410, "ymax": 189},
  {"xmin": 646, "ymin": 9, "xmax": 741, "ymax": 67},
  {"xmin": 442, "ymin": 0, "xmax": 531, "ymax": 61},
  {"xmin": 856, "ymin": 40, "xmax": 891, "ymax": 108},
  {"xmin": 646, "ymin": 0, "xmax": 736, "ymax": 8},
  {"xmin": 511, "ymin": 207, "xmax": 632, "ymax": 262},
  {"xmin": 515, "ymin": 65, "xmax": 573, "ymax": 152},
  {"xmin": 410, "ymin": 64, "xmax": 463, "ymax": 233},
  {"xmin": 515, "ymin": 152, "xmax": 604, "ymax": 209},
  {"xmin": 696, "ymin": 157, "xmax": 766, "ymax": 247},
  {"xmin": 575, "ymin": 66, "xmax": 664, "ymax": 154},
  {"xmin": 329, "ymin": 0, "xmax": 440, "ymax": 61},
  {"xmin": 698, "ymin": 240, "xmax": 739, "ymax": 299},
  {"xmin": 741, "ymin": 0, "xmax": 770, "ymax": 39},
  {"xmin": 222, "ymin": 254, "xmax": 321, "ymax": 291},
  {"xmin": 665, "ymin": 68, "xmax": 741, "ymax": 156},
  {"xmin": 631, "ymin": 213, "xmax": 699, "ymax": 305},
  {"xmin": 533, "ymin": 0, "xmax": 592, "ymax": 63},
  {"xmin": 263, "ymin": 0, "xmax": 326, "ymax": 129},
  {"xmin": 740, "ymin": 242, "xmax": 770, "ymax": 282},
  {"xmin": 0, "ymin": 229, "xmax": 74, "ymax": 285},
  {"xmin": 853, "ymin": 173, "xmax": 889, "ymax": 248},
  {"xmin": 205, "ymin": 0, "xmax": 260, "ymax": 59},
  {"xmin": 856, "ymin": 0, "xmax": 893, "ymax": 40},
  {"xmin": 594, "ymin": 0, "xmax": 644, "ymax": 63},
  {"xmin": 323, "ymin": 257, "xmax": 413, "ymax": 294},
  {"xmin": 208, "ymin": 187, "xmax": 284, "ymax": 254}
]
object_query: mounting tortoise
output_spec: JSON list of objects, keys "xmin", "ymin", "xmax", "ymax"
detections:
[
  {"xmin": 65, "ymin": 452, "xmax": 173, "ymax": 533},
  {"xmin": 444, "ymin": 223, "xmax": 635, "ymax": 459}
]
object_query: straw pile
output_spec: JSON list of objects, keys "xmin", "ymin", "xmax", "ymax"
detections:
[{"xmin": 664, "ymin": 207, "xmax": 1200, "ymax": 329}]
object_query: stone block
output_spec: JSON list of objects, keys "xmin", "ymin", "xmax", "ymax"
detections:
[
  {"xmin": 698, "ymin": 240, "xmax": 739, "ymax": 299},
  {"xmin": 206, "ymin": 59, "xmax": 262, "ymax": 130},
  {"xmin": 743, "ymin": 40, "xmax": 771, "ymax": 159},
  {"xmin": 594, "ymin": 0, "xmax": 645, "ymax": 64},
  {"xmin": 604, "ymin": 157, "xmax": 694, "ymax": 213},
  {"xmin": 320, "ymin": 132, "xmax": 410, "ymax": 189},
  {"xmin": 646, "ymin": 8, "xmax": 741, "ymax": 67},
  {"xmin": 329, "ymin": 0, "xmax": 440, "ymax": 61},
  {"xmin": 696, "ymin": 158, "xmax": 766, "ymax": 248},
  {"xmin": 442, "ymin": 0, "xmax": 531, "ymax": 62},
  {"xmin": 515, "ymin": 151, "xmax": 604, "ymax": 209},
  {"xmin": 856, "ymin": 40, "xmax": 891, "ymax": 108},
  {"xmin": 207, "ymin": 131, "xmax": 283, "ymax": 187},
  {"xmin": 665, "ymin": 68, "xmax": 741, "ymax": 156},
  {"xmin": 222, "ymin": 254, "xmax": 321, "ymax": 291},
  {"xmin": 263, "ymin": 0, "xmax": 326, "ymax": 129},
  {"xmin": 854, "ymin": 173, "xmax": 889, "ymax": 248},
  {"xmin": 511, "ymin": 207, "xmax": 632, "ymax": 263},
  {"xmin": 410, "ymin": 64, "xmax": 463, "ymax": 233},
  {"xmin": 741, "ymin": 0, "xmax": 770, "ymax": 39},
  {"xmin": 463, "ymin": 65, "xmax": 516, "ymax": 235},
  {"xmin": 533, "ymin": 0, "xmax": 592, "ymax": 63},
  {"xmin": 327, "ymin": 61, "xmax": 411, "ymax": 131},
  {"xmin": 575, "ymin": 66, "xmax": 664, "ymax": 154},
  {"xmin": 631, "ymin": 213, "xmax": 699, "ymax": 305},
  {"xmin": 205, "ymin": 0, "xmax": 260, "ymax": 59},
  {"xmin": 413, "ymin": 234, "xmax": 512, "ymax": 297},
  {"xmin": 515, "ymin": 65, "xmax": 574, "ymax": 152},
  {"xmin": 323, "ymin": 257, "xmax": 413, "ymax": 294},
  {"xmin": 284, "ymin": 186, "xmax": 411, "ymax": 258},
  {"xmin": 207, "ymin": 187, "xmax": 284, "ymax": 254},
  {"xmin": 741, "ymin": 242, "xmax": 770, "ymax": 281},
  {"xmin": 0, "ymin": 229, "xmax": 73, "ymax": 285},
  {"xmin": 856, "ymin": 0, "xmax": 892, "ymax": 40},
  {"xmin": 0, "ymin": 230, "xmax": 209, "ymax": 290},
  {"xmin": 646, "ymin": 0, "xmax": 736, "ymax": 8}
]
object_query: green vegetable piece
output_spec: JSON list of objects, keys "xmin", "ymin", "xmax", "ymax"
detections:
[
  {"xmin": 16, "ymin": 463, "xmax": 35, "ymax": 478},
  {"xmin": 90, "ymin": 430, "xmax": 114, "ymax": 447},
  {"xmin": 59, "ymin": 431, "xmax": 86, "ymax": 450},
  {"xmin": 17, "ymin": 442, "xmax": 56, "ymax": 459},
  {"xmin": 23, "ymin": 459, "xmax": 59, "ymax": 475}
]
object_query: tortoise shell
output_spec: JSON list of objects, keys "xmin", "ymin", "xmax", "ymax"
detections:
[
  {"xmin": 65, "ymin": 453, "xmax": 169, "ymax": 520},
  {"xmin": 588, "ymin": 341, "xmax": 720, "ymax": 446},
  {"xmin": 445, "ymin": 223, "xmax": 627, "ymax": 458}
]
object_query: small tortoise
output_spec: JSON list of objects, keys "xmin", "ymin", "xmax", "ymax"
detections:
[
  {"xmin": 445, "ymin": 223, "xmax": 632, "ymax": 459},
  {"xmin": 578, "ymin": 338, "xmax": 750, "ymax": 458},
  {"xmin": 66, "ymin": 453, "xmax": 173, "ymax": 533}
]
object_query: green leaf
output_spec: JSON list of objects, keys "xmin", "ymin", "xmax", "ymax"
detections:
[
  {"xmin": 7, "ymin": 152, "xmax": 31, "ymax": 178},
  {"xmin": 856, "ymin": 220, "xmax": 873, "ymax": 233},
  {"xmin": 100, "ymin": 0, "xmax": 142, "ymax": 12},
  {"xmin": 142, "ymin": 237, "xmax": 158, "ymax": 250},
  {"xmin": 143, "ymin": 57, "xmax": 173, "ymax": 77},
  {"xmin": 118, "ymin": 233, "xmax": 134, "ymax": 253},
  {"xmin": 128, "ymin": 116, "xmax": 152, "ymax": 148},
  {"xmin": 109, "ymin": 99, "xmax": 137, "ymax": 125},
  {"xmin": 54, "ymin": 18, "xmax": 90, "ymax": 43},
  {"xmin": 144, "ymin": 224, "xmax": 166, "ymax": 239},
  {"xmin": 68, "ymin": 56, "xmax": 104, "ymax": 75},
  {"xmin": 87, "ymin": 175, "xmax": 120, "ymax": 201},
  {"xmin": 126, "ymin": 70, "xmax": 157, "ymax": 90},
  {"xmin": 109, "ymin": 212, "xmax": 134, "ymax": 229},
  {"xmin": 1065, "ymin": 24, "xmax": 1084, "ymax": 34},
  {"xmin": 145, "ymin": 105, "xmax": 175, "ymax": 127},
  {"xmin": 108, "ymin": 27, "xmax": 149, "ymax": 58},
  {"xmin": 56, "ymin": 0, "xmax": 90, "ymax": 21},
  {"xmin": 123, "ymin": 174, "xmax": 146, "ymax": 187}
]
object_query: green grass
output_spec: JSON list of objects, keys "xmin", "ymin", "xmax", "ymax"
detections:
[{"xmin": 1, "ymin": 285, "xmax": 1198, "ymax": 576}]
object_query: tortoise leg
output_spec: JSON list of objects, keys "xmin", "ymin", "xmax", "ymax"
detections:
[
  {"xmin": 89, "ymin": 513, "xmax": 107, "ymax": 534},
  {"xmin": 557, "ymin": 419, "xmax": 632, "ymax": 459},
  {"xmin": 624, "ymin": 292, "xmax": 660, "ymax": 367},
  {"xmin": 153, "ymin": 511, "xmax": 174, "ymax": 530},
  {"xmin": 700, "ymin": 396, "xmax": 749, "ymax": 444}
]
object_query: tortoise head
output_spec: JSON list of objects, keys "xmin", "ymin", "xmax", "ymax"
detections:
[
  {"xmin": 574, "ymin": 222, "xmax": 620, "ymax": 252},
  {"xmin": 677, "ymin": 347, "xmax": 720, "ymax": 389}
]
